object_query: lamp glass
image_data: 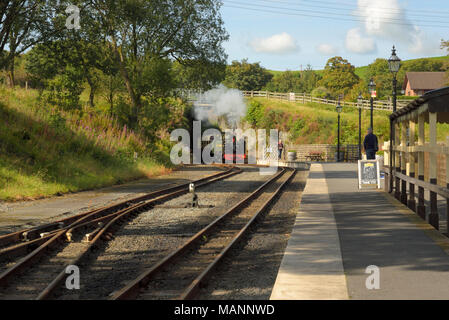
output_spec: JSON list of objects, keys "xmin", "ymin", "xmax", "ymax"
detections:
[
  {"xmin": 336, "ymin": 104, "xmax": 342, "ymax": 114},
  {"xmin": 388, "ymin": 46, "xmax": 401, "ymax": 73},
  {"xmin": 368, "ymin": 79, "xmax": 376, "ymax": 92}
]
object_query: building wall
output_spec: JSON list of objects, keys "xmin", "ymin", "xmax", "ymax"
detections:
[{"xmin": 405, "ymin": 81, "xmax": 416, "ymax": 96}]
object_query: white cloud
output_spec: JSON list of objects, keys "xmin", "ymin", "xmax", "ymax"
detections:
[
  {"xmin": 356, "ymin": 0, "xmax": 409, "ymax": 40},
  {"xmin": 316, "ymin": 43, "xmax": 338, "ymax": 55},
  {"xmin": 409, "ymin": 27, "xmax": 444, "ymax": 56},
  {"xmin": 353, "ymin": 0, "xmax": 443, "ymax": 55},
  {"xmin": 249, "ymin": 32, "xmax": 299, "ymax": 54},
  {"xmin": 345, "ymin": 28, "xmax": 377, "ymax": 54}
]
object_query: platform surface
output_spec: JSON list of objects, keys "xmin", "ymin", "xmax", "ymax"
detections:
[{"xmin": 271, "ymin": 162, "xmax": 449, "ymax": 300}]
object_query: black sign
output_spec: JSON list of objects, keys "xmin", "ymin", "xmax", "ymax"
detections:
[{"xmin": 358, "ymin": 160, "xmax": 380, "ymax": 189}]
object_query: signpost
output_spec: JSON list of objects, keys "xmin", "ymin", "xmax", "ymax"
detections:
[{"xmin": 358, "ymin": 160, "xmax": 381, "ymax": 189}]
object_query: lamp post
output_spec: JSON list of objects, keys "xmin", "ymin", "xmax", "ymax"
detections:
[
  {"xmin": 368, "ymin": 78, "xmax": 376, "ymax": 131},
  {"xmin": 388, "ymin": 45, "xmax": 401, "ymax": 113},
  {"xmin": 336, "ymin": 98, "xmax": 342, "ymax": 162},
  {"xmin": 357, "ymin": 93, "xmax": 363, "ymax": 160},
  {"xmin": 387, "ymin": 46, "xmax": 401, "ymax": 194}
]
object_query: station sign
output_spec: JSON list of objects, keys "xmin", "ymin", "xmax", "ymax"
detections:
[{"xmin": 358, "ymin": 160, "xmax": 381, "ymax": 189}]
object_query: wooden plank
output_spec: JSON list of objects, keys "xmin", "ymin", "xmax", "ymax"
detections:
[{"xmin": 394, "ymin": 172, "xmax": 449, "ymax": 199}]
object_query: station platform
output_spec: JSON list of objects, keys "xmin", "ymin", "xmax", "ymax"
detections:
[{"xmin": 271, "ymin": 163, "xmax": 449, "ymax": 300}]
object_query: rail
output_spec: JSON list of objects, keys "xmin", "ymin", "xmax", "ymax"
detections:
[{"xmin": 111, "ymin": 167, "xmax": 296, "ymax": 300}]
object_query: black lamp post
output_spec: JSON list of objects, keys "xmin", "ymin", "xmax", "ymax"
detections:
[
  {"xmin": 388, "ymin": 45, "xmax": 401, "ymax": 113},
  {"xmin": 368, "ymin": 78, "xmax": 376, "ymax": 131},
  {"xmin": 336, "ymin": 98, "xmax": 342, "ymax": 162},
  {"xmin": 357, "ymin": 93, "xmax": 363, "ymax": 160},
  {"xmin": 388, "ymin": 45, "xmax": 401, "ymax": 194}
]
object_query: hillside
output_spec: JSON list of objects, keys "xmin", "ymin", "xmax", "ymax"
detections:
[
  {"xmin": 0, "ymin": 87, "xmax": 172, "ymax": 201},
  {"xmin": 245, "ymin": 97, "xmax": 449, "ymax": 148},
  {"xmin": 268, "ymin": 55, "xmax": 449, "ymax": 79}
]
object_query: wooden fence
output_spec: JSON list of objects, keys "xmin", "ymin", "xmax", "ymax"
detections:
[
  {"xmin": 383, "ymin": 86, "xmax": 449, "ymax": 233},
  {"xmin": 242, "ymin": 90, "xmax": 409, "ymax": 111}
]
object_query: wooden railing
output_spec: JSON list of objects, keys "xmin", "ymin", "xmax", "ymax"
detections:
[{"xmin": 242, "ymin": 90, "xmax": 408, "ymax": 111}]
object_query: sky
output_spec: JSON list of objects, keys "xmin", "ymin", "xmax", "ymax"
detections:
[{"xmin": 219, "ymin": 0, "xmax": 449, "ymax": 70}]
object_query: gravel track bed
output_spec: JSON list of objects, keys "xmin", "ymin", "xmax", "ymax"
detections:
[
  {"xmin": 0, "ymin": 239, "xmax": 88, "ymax": 299},
  {"xmin": 197, "ymin": 168, "xmax": 309, "ymax": 300},
  {"xmin": 34, "ymin": 166, "xmax": 224, "ymax": 226},
  {"xmin": 0, "ymin": 166, "xmax": 226, "ymax": 273},
  {"xmin": 138, "ymin": 169, "xmax": 293, "ymax": 300},
  {"xmin": 0, "ymin": 165, "xmax": 223, "ymax": 236},
  {"xmin": 54, "ymin": 167, "xmax": 270, "ymax": 300}
]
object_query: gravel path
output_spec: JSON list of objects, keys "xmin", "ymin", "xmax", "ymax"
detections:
[
  {"xmin": 54, "ymin": 166, "xmax": 271, "ymax": 299},
  {"xmin": 197, "ymin": 168, "xmax": 309, "ymax": 300}
]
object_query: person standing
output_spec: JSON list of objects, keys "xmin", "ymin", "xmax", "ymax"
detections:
[
  {"xmin": 278, "ymin": 139, "xmax": 284, "ymax": 160},
  {"xmin": 363, "ymin": 128, "xmax": 378, "ymax": 160}
]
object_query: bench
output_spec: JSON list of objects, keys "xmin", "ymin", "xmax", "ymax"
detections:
[{"xmin": 305, "ymin": 152, "xmax": 324, "ymax": 162}]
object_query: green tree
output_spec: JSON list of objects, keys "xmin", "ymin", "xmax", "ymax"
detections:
[
  {"xmin": 265, "ymin": 70, "xmax": 303, "ymax": 93},
  {"xmin": 301, "ymin": 64, "xmax": 321, "ymax": 93},
  {"xmin": 223, "ymin": 59, "xmax": 273, "ymax": 91},
  {"xmin": 319, "ymin": 56, "xmax": 359, "ymax": 97},
  {"xmin": 173, "ymin": 59, "xmax": 226, "ymax": 91},
  {"xmin": 365, "ymin": 58, "xmax": 391, "ymax": 99},
  {"xmin": 87, "ymin": 0, "xmax": 229, "ymax": 127}
]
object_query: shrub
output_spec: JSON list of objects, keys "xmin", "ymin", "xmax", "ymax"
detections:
[
  {"xmin": 311, "ymin": 86, "xmax": 332, "ymax": 99},
  {"xmin": 245, "ymin": 100, "xmax": 264, "ymax": 127},
  {"xmin": 41, "ymin": 65, "xmax": 84, "ymax": 111}
]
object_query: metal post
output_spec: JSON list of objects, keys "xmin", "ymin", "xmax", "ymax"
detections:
[
  {"xmin": 370, "ymin": 97, "xmax": 374, "ymax": 130},
  {"xmin": 337, "ymin": 113, "xmax": 340, "ymax": 162},
  {"xmin": 392, "ymin": 76, "xmax": 397, "ymax": 112},
  {"xmin": 389, "ymin": 118, "xmax": 394, "ymax": 193},
  {"xmin": 359, "ymin": 107, "xmax": 362, "ymax": 160}
]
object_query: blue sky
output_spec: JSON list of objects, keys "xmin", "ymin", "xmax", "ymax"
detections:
[{"xmin": 220, "ymin": 0, "xmax": 449, "ymax": 70}]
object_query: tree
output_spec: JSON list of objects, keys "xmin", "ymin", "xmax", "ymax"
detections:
[
  {"xmin": 265, "ymin": 70, "xmax": 303, "ymax": 93},
  {"xmin": 1, "ymin": 0, "xmax": 63, "ymax": 87},
  {"xmin": 301, "ymin": 64, "xmax": 321, "ymax": 93},
  {"xmin": 223, "ymin": 59, "xmax": 273, "ymax": 91},
  {"xmin": 173, "ymin": 59, "xmax": 226, "ymax": 91},
  {"xmin": 319, "ymin": 56, "xmax": 359, "ymax": 97},
  {"xmin": 365, "ymin": 58, "xmax": 391, "ymax": 99},
  {"xmin": 442, "ymin": 39, "xmax": 449, "ymax": 86},
  {"xmin": 86, "ymin": 0, "xmax": 229, "ymax": 126}
]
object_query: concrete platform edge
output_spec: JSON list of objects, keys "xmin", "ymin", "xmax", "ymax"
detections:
[{"xmin": 270, "ymin": 163, "xmax": 349, "ymax": 300}]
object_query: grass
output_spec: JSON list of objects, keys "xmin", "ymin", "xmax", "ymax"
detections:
[
  {"xmin": 0, "ymin": 87, "xmax": 173, "ymax": 201},
  {"xmin": 247, "ymin": 97, "xmax": 390, "ymax": 146},
  {"xmin": 246, "ymin": 97, "xmax": 449, "ymax": 148}
]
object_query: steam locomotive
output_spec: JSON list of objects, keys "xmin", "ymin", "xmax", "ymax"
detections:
[{"xmin": 201, "ymin": 135, "xmax": 248, "ymax": 164}]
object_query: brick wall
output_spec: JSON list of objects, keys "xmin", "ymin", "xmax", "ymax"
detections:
[{"xmin": 285, "ymin": 144, "xmax": 360, "ymax": 162}]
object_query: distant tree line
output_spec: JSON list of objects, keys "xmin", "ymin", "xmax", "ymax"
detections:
[{"xmin": 223, "ymin": 46, "xmax": 449, "ymax": 101}]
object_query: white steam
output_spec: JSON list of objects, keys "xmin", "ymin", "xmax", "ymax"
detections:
[{"xmin": 193, "ymin": 85, "xmax": 247, "ymax": 127}]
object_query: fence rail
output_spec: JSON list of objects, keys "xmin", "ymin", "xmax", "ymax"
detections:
[{"xmin": 241, "ymin": 90, "xmax": 409, "ymax": 111}]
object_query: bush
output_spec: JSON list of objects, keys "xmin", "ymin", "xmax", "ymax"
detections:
[
  {"xmin": 41, "ymin": 65, "xmax": 84, "ymax": 111},
  {"xmin": 245, "ymin": 100, "xmax": 264, "ymax": 127},
  {"xmin": 311, "ymin": 86, "xmax": 332, "ymax": 99}
]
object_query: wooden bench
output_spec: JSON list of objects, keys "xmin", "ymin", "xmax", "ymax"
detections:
[{"xmin": 305, "ymin": 152, "xmax": 324, "ymax": 162}]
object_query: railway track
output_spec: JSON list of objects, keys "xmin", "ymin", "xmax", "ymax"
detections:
[
  {"xmin": 0, "ymin": 166, "xmax": 241, "ymax": 299},
  {"xmin": 110, "ymin": 167, "xmax": 296, "ymax": 300}
]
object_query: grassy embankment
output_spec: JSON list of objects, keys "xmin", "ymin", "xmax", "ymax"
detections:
[
  {"xmin": 246, "ymin": 97, "xmax": 390, "ymax": 147},
  {"xmin": 246, "ymin": 97, "xmax": 449, "ymax": 149},
  {"xmin": 0, "ymin": 87, "xmax": 173, "ymax": 201}
]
